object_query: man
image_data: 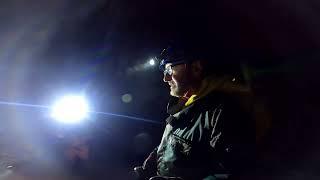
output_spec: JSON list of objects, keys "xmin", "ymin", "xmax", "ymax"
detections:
[{"xmin": 134, "ymin": 44, "xmax": 256, "ymax": 180}]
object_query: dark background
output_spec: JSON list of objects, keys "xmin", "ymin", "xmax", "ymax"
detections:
[{"xmin": 0, "ymin": 0, "xmax": 319, "ymax": 179}]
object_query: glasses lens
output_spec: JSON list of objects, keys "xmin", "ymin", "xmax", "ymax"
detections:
[{"xmin": 164, "ymin": 66, "xmax": 172, "ymax": 76}]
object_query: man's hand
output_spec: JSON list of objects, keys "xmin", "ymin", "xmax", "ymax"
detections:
[{"xmin": 133, "ymin": 149, "xmax": 158, "ymax": 180}]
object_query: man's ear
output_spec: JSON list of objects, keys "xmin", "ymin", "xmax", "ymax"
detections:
[{"xmin": 191, "ymin": 60, "xmax": 203, "ymax": 77}]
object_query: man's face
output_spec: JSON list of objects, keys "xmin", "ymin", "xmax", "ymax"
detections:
[{"xmin": 163, "ymin": 63, "xmax": 191, "ymax": 97}]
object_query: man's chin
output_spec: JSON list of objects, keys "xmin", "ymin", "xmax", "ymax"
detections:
[{"xmin": 170, "ymin": 90, "xmax": 183, "ymax": 98}]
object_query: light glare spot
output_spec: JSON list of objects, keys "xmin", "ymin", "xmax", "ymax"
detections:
[
  {"xmin": 122, "ymin": 94, "xmax": 133, "ymax": 103},
  {"xmin": 51, "ymin": 95, "xmax": 89, "ymax": 124},
  {"xmin": 149, "ymin": 59, "xmax": 155, "ymax": 66}
]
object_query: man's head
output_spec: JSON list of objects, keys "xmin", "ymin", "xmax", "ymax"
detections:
[
  {"xmin": 158, "ymin": 45, "xmax": 207, "ymax": 97},
  {"xmin": 161, "ymin": 60, "xmax": 204, "ymax": 97},
  {"xmin": 157, "ymin": 41, "xmax": 240, "ymax": 97}
]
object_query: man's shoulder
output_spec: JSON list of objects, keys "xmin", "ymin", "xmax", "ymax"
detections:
[
  {"xmin": 191, "ymin": 91, "xmax": 253, "ymax": 127},
  {"xmin": 174, "ymin": 92, "xmax": 229, "ymax": 123},
  {"xmin": 194, "ymin": 91, "xmax": 233, "ymax": 109},
  {"xmin": 168, "ymin": 90, "xmax": 251, "ymax": 121}
]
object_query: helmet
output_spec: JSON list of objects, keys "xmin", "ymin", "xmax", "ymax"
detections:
[
  {"xmin": 157, "ymin": 41, "xmax": 242, "ymax": 78},
  {"xmin": 157, "ymin": 41, "xmax": 201, "ymax": 71},
  {"xmin": 158, "ymin": 46, "xmax": 191, "ymax": 71}
]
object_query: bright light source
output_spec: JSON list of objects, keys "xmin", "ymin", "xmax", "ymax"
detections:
[
  {"xmin": 149, "ymin": 59, "xmax": 155, "ymax": 66},
  {"xmin": 50, "ymin": 95, "xmax": 89, "ymax": 124}
]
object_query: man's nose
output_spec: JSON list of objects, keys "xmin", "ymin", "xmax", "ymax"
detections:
[{"xmin": 163, "ymin": 73, "xmax": 172, "ymax": 82}]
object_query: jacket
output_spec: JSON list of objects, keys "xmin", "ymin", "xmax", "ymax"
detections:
[{"xmin": 155, "ymin": 80, "xmax": 256, "ymax": 180}]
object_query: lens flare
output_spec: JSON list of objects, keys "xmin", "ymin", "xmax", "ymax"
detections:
[
  {"xmin": 50, "ymin": 95, "xmax": 89, "ymax": 124},
  {"xmin": 149, "ymin": 59, "xmax": 155, "ymax": 66}
]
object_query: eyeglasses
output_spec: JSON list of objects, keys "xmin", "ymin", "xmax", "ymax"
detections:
[
  {"xmin": 163, "ymin": 62, "xmax": 185, "ymax": 76},
  {"xmin": 163, "ymin": 65, "xmax": 174, "ymax": 76}
]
